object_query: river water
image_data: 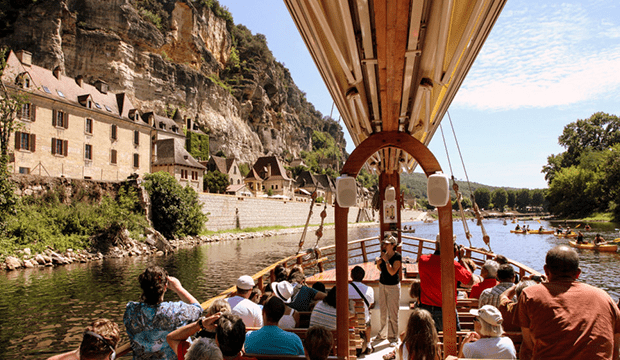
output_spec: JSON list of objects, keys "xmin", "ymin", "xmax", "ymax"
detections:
[{"xmin": 1, "ymin": 219, "xmax": 618, "ymax": 359}]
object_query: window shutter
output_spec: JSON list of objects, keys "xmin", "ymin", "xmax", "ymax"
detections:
[
  {"xmin": 64, "ymin": 112, "xmax": 69, "ymax": 129},
  {"xmin": 52, "ymin": 110, "xmax": 57, "ymax": 126},
  {"xmin": 135, "ymin": 130, "xmax": 139, "ymax": 145},
  {"xmin": 15, "ymin": 131, "xmax": 21, "ymax": 149},
  {"xmin": 30, "ymin": 134, "xmax": 36, "ymax": 152},
  {"xmin": 111, "ymin": 149, "xmax": 117, "ymax": 164},
  {"xmin": 30, "ymin": 104, "xmax": 36, "ymax": 122},
  {"xmin": 63, "ymin": 140, "xmax": 68, "ymax": 156},
  {"xmin": 51, "ymin": 138, "xmax": 56, "ymax": 155}
]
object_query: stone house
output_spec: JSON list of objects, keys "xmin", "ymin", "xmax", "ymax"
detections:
[
  {"xmin": 294, "ymin": 170, "xmax": 336, "ymax": 205},
  {"xmin": 204, "ymin": 155, "xmax": 243, "ymax": 186},
  {"xmin": 151, "ymin": 138, "xmax": 205, "ymax": 192},
  {"xmin": 245, "ymin": 156, "xmax": 294, "ymax": 198},
  {"xmin": 3, "ymin": 50, "xmax": 151, "ymax": 180}
]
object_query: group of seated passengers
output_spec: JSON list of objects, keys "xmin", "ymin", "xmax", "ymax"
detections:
[{"xmin": 47, "ymin": 265, "xmax": 339, "ymax": 360}]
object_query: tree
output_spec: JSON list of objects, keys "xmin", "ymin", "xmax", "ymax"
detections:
[
  {"xmin": 203, "ymin": 170, "xmax": 229, "ymax": 193},
  {"xmin": 0, "ymin": 47, "xmax": 26, "ymax": 229},
  {"xmin": 515, "ymin": 189, "xmax": 531, "ymax": 211},
  {"xmin": 542, "ymin": 112, "xmax": 620, "ymax": 183},
  {"xmin": 603, "ymin": 144, "xmax": 620, "ymax": 220},
  {"xmin": 530, "ymin": 189, "xmax": 546, "ymax": 207},
  {"xmin": 506, "ymin": 190, "xmax": 516, "ymax": 209},
  {"xmin": 473, "ymin": 187, "xmax": 491, "ymax": 210},
  {"xmin": 546, "ymin": 167, "xmax": 599, "ymax": 218},
  {"xmin": 491, "ymin": 188, "xmax": 508, "ymax": 211},
  {"xmin": 144, "ymin": 172, "xmax": 207, "ymax": 238}
]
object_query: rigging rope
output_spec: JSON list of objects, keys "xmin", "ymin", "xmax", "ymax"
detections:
[
  {"xmin": 446, "ymin": 111, "xmax": 492, "ymax": 251},
  {"xmin": 297, "ymin": 188, "xmax": 318, "ymax": 254}
]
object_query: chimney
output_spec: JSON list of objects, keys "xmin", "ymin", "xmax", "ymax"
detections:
[
  {"xmin": 16, "ymin": 50, "xmax": 32, "ymax": 66},
  {"xmin": 75, "ymin": 75, "xmax": 83, "ymax": 87},
  {"xmin": 267, "ymin": 163, "xmax": 272, "ymax": 178},
  {"xmin": 94, "ymin": 79, "xmax": 108, "ymax": 94},
  {"xmin": 53, "ymin": 66, "xmax": 62, "ymax": 79}
]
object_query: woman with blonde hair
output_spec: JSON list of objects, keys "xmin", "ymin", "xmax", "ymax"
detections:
[{"xmin": 397, "ymin": 308, "xmax": 440, "ymax": 360}]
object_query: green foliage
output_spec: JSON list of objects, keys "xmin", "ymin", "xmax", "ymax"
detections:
[
  {"xmin": 207, "ymin": 74, "xmax": 232, "ymax": 94},
  {"xmin": 227, "ymin": 45, "xmax": 240, "ymax": 71},
  {"xmin": 184, "ymin": 130, "xmax": 209, "ymax": 161},
  {"xmin": 287, "ymin": 165, "xmax": 309, "ymax": 180},
  {"xmin": 161, "ymin": 51, "xmax": 172, "ymax": 62},
  {"xmin": 452, "ymin": 196, "xmax": 472, "ymax": 210},
  {"xmin": 357, "ymin": 168, "xmax": 378, "ymax": 189},
  {"xmin": 515, "ymin": 189, "xmax": 531, "ymax": 211},
  {"xmin": 547, "ymin": 167, "xmax": 599, "ymax": 218},
  {"xmin": 139, "ymin": 8, "xmax": 163, "ymax": 31},
  {"xmin": 0, "ymin": 183, "xmax": 148, "ymax": 257},
  {"xmin": 204, "ymin": 170, "xmax": 229, "ymax": 194},
  {"xmin": 239, "ymin": 163, "xmax": 251, "ymax": 177},
  {"xmin": 144, "ymin": 172, "xmax": 207, "ymax": 238},
  {"xmin": 267, "ymin": 188, "xmax": 273, "ymax": 196},
  {"xmin": 316, "ymin": 196, "xmax": 324, "ymax": 203},
  {"xmin": 194, "ymin": 0, "xmax": 233, "ymax": 29},
  {"xmin": 491, "ymin": 188, "xmax": 508, "ymax": 210},
  {"xmin": 506, "ymin": 190, "xmax": 516, "ymax": 209},
  {"xmin": 473, "ymin": 188, "xmax": 491, "ymax": 210}
]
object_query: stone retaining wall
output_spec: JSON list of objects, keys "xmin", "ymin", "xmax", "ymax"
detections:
[{"xmin": 198, "ymin": 193, "xmax": 374, "ymax": 231}]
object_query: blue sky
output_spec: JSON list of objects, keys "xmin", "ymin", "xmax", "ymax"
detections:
[{"xmin": 218, "ymin": 0, "xmax": 620, "ymax": 189}]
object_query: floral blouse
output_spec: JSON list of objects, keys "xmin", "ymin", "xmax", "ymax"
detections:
[{"xmin": 124, "ymin": 301, "xmax": 202, "ymax": 360}]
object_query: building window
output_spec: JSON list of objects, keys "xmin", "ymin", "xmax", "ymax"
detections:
[
  {"xmin": 233, "ymin": 166, "xmax": 237, "ymax": 174},
  {"xmin": 133, "ymin": 153, "xmax": 139, "ymax": 168},
  {"xmin": 24, "ymin": 78, "xmax": 30, "ymax": 89},
  {"xmin": 192, "ymin": 171, "xmax": 199, "ymax": 180},
  {"xmin": 15, "ymin": 131, "xmax": 35, "ymax": 152},
  {"xmin": 237, "ymin": 179, "xmax": 240, "ymax": 185},
  {"xmin": 111, "ymin": 124, "xmax": 117, "ymax": 141},
  {"xmin": 181, "ymin": 169, "xmax": 188, "ymax": 179},
  {"xmin": 87, "ymin": 100, "xmax": 92, "ymax": 108},
  {"xmin": 133, "ymin": 130, "xmax": 140, "ymax": 145},
  {"xmin": 20, "ymin": 103, "xmax": 33, "ymax": 120},
  {"xmin": 51, "ymin": 138, "xmax": 68, "ymax": 156},
  {"xmin": 19, "ymin": 167, "xmax": 30, "ymax": 174},
  {"xmin": 110, "ymin": 149, "xmax": 117, "ymax": 164},
  {"xmin": 53, "ymin": 110, "xmax": 68, "ymax": 128},
  {"xmin": 85, "ymin": 144, "xmax": 92, "ymax": 160},
  {"xmin": 85, "ymin": 118, "xmax": 93, "ymax": 134}
]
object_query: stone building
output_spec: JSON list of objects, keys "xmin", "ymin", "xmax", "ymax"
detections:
[
  {"xmin": 3, "ymin": 50, "xmax": 151, "ymax": 180},
  {"xmin": 204, "ymin": 155, "xmax": 243, "ymax": 186},
  {"xmin": 245, "ymin": 156, "xmax": 293, "ymax": 198},
  {"xmin": 151, "ymin": 138, "xmax": 205, "ymax": 192}
]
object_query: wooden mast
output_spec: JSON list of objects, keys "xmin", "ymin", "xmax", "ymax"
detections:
[{"xmin": 335, "ymin": 131, "xmax": 456, "ymax": 358}]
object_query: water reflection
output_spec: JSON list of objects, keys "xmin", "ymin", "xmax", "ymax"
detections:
[{"xmin": 0, "ymin": 220, "xmax": 618, "ymax": 359}]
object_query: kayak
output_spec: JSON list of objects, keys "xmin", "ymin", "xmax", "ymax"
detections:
[
  {"xmin": 569, "ymin": 240, "xmax": 618, "ymax": 252},
  {"xmin": 554, "ymin": 232, "xmax": 578, "ymax": 238},
  {"xmin": 510, "ymin": 229, "xmax": 555, "ymax": 234}
]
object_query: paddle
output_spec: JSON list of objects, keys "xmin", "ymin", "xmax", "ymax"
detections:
[
  {"xmin": 612, "ymin": 238, "xmax": 620, "ymax": 243},
  {"xmin": 575, "ymin": 224, "xmax": 581, "ymax": 228}
]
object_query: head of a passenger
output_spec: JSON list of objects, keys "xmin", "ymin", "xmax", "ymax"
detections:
[
  {"xmin": 312, "ymin": 281, "xmax": 326, "ymax": 293},
  {"xmin": 206, "ymin": 299, "xmax": 231, "ymax": 316},
  {"xmin": 235, "ymin": 275, "xmax": 255, "ymax": 298},
  {"xmin": 545, "ymin": 245, "xmax": 580, "ymax": 280},
  {"xmin": 351, "ymin": 266, "xmax": 365, "ymax": 282},
  {"xmin": 288, "ymin": 265, "xmax": 306, "ymax": 285},
  {"xmin": 494, "ymin": 254, "xmax": 508, "ymax": 265},
  {"xmin": 215, "ymin": 313, "xmax": 246, "ymax": 357},
  {"xmin": 409, "ymin": 279, "xmax": 421, "ymax": 301},
  {"xmin": 497, "ymin": 264, "xmax": 515, "ymax": 283},
  {"xmin": 515, "ymin": 280, "xmax": 537, "ymax": 299},
  {"xmin": 401, "ymin": 308, "xmax": 438, "ymax": 360},
  {"xmin": 138, "ymin": 266, "xmax": 168, "ymax": 305},
  {"xmin": 79, "ymin": 319, "xmax": 120, "ymax": 360},
  {"xmin": 304, "ymin": 325, "xmax": 334, "ymax": 360},
  {"xmin": 250, "ymin": 287, "xmax": 262, "ymax": 303},
  {"xmin": 472, "ymin": 305, "xmax": 503, "ymax": 337},
  {"xmin": 185, "ymin": 338, "xmax": 223, "ymax": 360},
  {"xmin": 481, "ymin": 260, "xmax": 499, "ymax": 279},
  {"xmin": 263, "ymin": 296, "xmax": 286, "ymax": 323},
  {"xmin": 323, "ymin": 286, "xmax": 337, "ymax": 308},
  {"xmin": 274, "ymin": 264, "xmax": 290, "ymax": 282}
]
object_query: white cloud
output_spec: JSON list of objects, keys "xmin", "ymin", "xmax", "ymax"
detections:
[{"xmin": 454, "ymin": 1, "xmax": 620, "ymax": 111}]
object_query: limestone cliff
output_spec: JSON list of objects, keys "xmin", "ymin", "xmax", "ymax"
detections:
[{"xmin": 0, "ymin": 0, "xmax": 345, "ymax": 165}]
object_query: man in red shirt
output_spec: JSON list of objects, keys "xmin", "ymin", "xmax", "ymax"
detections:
[
  {"xmin": 518, "ymin": 245, "xmax": 620, "ymax": 360},
  {"xmin": 418, "ymin": 241, "xmax": 474, "ymax": 331},
  {"xmin": 469, "ymin": 260, "xmax": 499, "ymax": 299}
]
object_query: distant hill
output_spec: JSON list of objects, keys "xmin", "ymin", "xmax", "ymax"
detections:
[{"xmin": 400, "ymin": 172, "xmax": 525, "ymax": 201}]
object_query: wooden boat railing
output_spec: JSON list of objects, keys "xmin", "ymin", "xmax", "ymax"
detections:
[{"xmin": 201, "ymin": 235, "xmax": 540, "ymax": 309}]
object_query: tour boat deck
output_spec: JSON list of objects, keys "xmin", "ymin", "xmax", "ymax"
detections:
[{"xmin": 305, "ymin": 261, "xmax": 419, "ymax": 285}]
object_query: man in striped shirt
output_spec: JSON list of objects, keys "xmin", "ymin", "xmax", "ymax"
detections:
[{"xmin": 479, "ymin": 264, "xmax": 516, "ymax": 309}]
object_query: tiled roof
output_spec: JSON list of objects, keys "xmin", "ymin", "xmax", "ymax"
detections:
[
  {"xmin": 2, "ymin": 51, "xmax": 142, "ymax": 124},
  {"xmin": 208, "ymin": 155, "xmax": 228, "ymax": 173},
  {"xmin": 153, "ymin": 138, "xmax": 205, "ymax": 169},
  {"xmin": 142, "ymin": 111, "xmax": 181, "ymax": 135},
  {"xmin": 250, "ymin": 156, "xmax": 292, "ymax": 181}
]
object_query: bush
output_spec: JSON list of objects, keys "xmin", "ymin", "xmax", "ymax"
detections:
[{"xmin": 144, "ymin": 172, "xmax": 207, "ymax": 238}]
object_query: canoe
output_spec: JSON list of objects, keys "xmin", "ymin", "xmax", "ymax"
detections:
[
  {"xmin": 554, "ymin": 232, "xmax": 578, "ymax": 238},
  {"xmin": 569, "ymin": 240, "xmax": 618, "ymax": 252},
  {"xmin": 510, "ymin": 229, "xmax": 554, "ymax": 234}
]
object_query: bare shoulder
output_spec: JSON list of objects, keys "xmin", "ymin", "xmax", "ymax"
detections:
[{"xmin": 47, "ymin": 349, "xmax": 79, "ymax": 360}]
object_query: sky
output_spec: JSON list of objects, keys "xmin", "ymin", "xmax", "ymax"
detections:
[{"xmin": 218, "ymin": 0, "xmax": 620, "ymax": 189}]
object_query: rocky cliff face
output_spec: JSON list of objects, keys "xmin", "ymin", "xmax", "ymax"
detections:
[{"xmin": 0, "ymin": 0, "xmax": 345, "ymax": 164}]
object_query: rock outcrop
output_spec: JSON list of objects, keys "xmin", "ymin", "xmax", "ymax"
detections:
[{"xmin": 0, "ymin": 0, "xmax": 345, "ymax": 164}]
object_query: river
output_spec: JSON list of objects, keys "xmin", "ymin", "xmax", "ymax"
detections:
[{"xmin": 0, "ymin": 219, "xmax": 618, "ymax": 359}]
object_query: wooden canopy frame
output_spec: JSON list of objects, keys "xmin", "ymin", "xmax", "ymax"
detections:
[{"xmin": 334, "ymin": 131, "xmax": 457, "ymax": 358}]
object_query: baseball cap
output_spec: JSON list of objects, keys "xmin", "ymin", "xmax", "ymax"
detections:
[
  {"xmin": 236, "ymin": 275, "xmax": 255, "ymax": 290},
  {"xmin": 470, "ymin": 305, "xmax": 503, "ymax": 326}
]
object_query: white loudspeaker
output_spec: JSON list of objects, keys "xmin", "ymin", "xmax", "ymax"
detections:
[
  {"xmin": 336, "ymin": 175, "xmax": 357, "ymax": 208},
  {"xmin": 385, "ymin": 185, "xmax": 396, "ymax": 202},
  {"xmin": 427, "ymin": 173, "xmax": 450, "ymax": 207}
]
